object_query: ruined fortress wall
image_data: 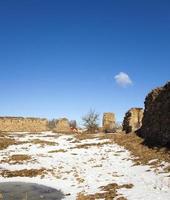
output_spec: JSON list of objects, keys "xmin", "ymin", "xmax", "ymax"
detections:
[
  {"xmin": 0, "ymin": 117, "xmax": 48, "ymax": 132},
  {"xmin": 53, "ymin": 118, "xmax": 71, "ymax": 133},
  {"xmin": 139, "ymin": 82, "xmax": 170, "ymax": 146},
  {"xmin": 123, "ymin": 108, "xmax": 144, "ymax": 133},
  {"xmin": 103, "ymin": 113, "xmax": 116, "ymax": 133}
]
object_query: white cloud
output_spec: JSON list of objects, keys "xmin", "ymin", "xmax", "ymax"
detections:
[{"xmin": 114, "ymin": 72, "xmax": 133, "ymax": 87}]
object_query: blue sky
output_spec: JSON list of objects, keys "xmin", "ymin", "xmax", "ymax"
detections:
[{"xmin": 0, "ymin": 0, "xmax": 170, "ymax": 124}]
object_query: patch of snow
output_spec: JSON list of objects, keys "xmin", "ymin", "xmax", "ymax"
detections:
[{"xmin": 0, "ymin": 132, "xmax": 169, "ymax": 200}]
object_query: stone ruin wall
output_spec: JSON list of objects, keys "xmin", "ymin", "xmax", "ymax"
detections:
[
  {"xmin": 103, "ymin": 113, "xmax": 116, "ymax": 133},
  {"xmin": 123, "ymin": 108, "xmax": 144, "ymax": 133},
  {"xmin": 53, "ymin": 118, "xmax": 71, "ymax": 133},
  {"xmin": 0, "ymin": 117, "xmax": 48, "ymax": 132},
  {"xmin": 139, "ymin": 82, "xmax": 170, "ymax": 147}
]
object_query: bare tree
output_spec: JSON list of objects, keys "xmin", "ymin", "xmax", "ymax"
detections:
[
  {"xmin": 70, "ymin": 120, "xmax": 77, "ymax": 129},
  {"xmin": 82, "ymin": 109, "xmax": 99, "ymax": 133}
]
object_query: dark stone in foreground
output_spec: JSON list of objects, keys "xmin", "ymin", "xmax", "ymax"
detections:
[
  {"xmin": 0, "ymin": 182, "xmax": 64, "ymax": 200},
  {"xmin": 139, "ymin": 81, "xmax": 170, "ymax": 147}
]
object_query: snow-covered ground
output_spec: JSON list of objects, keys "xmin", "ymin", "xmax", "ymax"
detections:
[{"xmin": 0, "ymin": 132, "xmax": 169, "ymax": 200}]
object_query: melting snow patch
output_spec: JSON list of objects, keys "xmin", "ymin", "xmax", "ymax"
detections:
[{"xmin": 0, "ymin": 132, "xmax": 169, "ymax": 200}]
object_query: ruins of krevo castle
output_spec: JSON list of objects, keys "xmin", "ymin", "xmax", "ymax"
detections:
[{"xmin": 0, "ymin": 82, "xmax": 169, "ymax": 147}]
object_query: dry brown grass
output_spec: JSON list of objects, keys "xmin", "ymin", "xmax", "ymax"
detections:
[
  {"xmin": 75, "ymin": 132, "xmax": 170, "ymax": 170},
  {"xmin": 2, "ymin": 154, "xmax": 32, "ymax": 164},
  {"xmin": 74, "ymin": 141, "xmax": 112, "ymax": 149},
  {"xmin": 112, "ymin": 133, "xmax": 170, "ymax": 169},
  {"xmin": 76, "ymin": 183, "xmax": 133, "ymax": 200},
  {"xmin": 31, "ymin": 139, "xmax": 57, "ymax": 146},
  {"xmin": 52, "ymin": 129, "xmax": 73, "ymax": 134},
  {"xmin": 75, "ymin": 174, "xmax": 85, "ymax": 184},
  {"xmin": 0, "ymin": 135, "xmax": 16, "ymax": 150},
  {"xmin": 75, "ymin": 133, "xmax": 101, "ymax": 141},
  {"xmin": 0, "ymin": 168, "xmax": 46, "ymax": 178},
  {"xmin": 42, "ymin": 134, "xmax": 60, "ymax": 138},
  {"xmin": 48, "ymin": 149, "xmax": 66, "ymax": 153}
]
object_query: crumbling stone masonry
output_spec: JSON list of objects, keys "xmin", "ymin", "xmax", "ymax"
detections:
[
  {"xmin": 123, "ymin": 108, "xmax": 144, "ymax": 133},
  {"xmin": 0, "ymin": 117, "xmax": 48, "ymax": 132},
  {"xmin": 53, "ymin": 118, "xmax": 71, "ymax": 133},
  {"xmin": 139, "ymin": 82, "xmax": 170, "ymax": 147},
  {"xmin": 103, "ymin": 113, "xmax": 116, "ymax": 133}
]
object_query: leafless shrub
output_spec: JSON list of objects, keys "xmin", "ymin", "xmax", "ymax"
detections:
[
  {"xmin": 70, "ymin": 120, "xmax": 77, "ymax": 129},
  {"xmin": 82, "ymin": 109, "xmax": 99, "ymax": 134}
]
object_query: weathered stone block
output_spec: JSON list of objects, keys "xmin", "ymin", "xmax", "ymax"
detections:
[
  {"xmin": 102, "ymin": 113, "xmax": 116, "ymax": 133},
  {"xmin": 123, "ymin": 108, "xmax": 143, "ymax": 133}
]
